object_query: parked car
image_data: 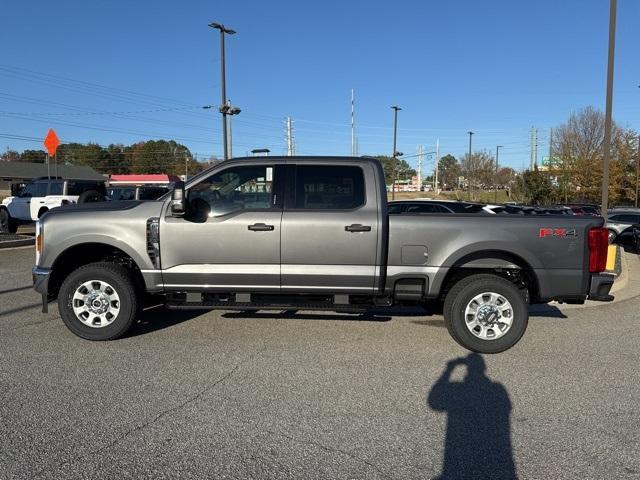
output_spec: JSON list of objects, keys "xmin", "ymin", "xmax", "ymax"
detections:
[
  {"xmin": 107, "ymin": 185, "xmax": 170, "ymax": 201},
  {"xmin": 559, "ymin": 204, "xmax": 600, "ymax": 216},
  {"xmin": 605, "ymin": 209, "xmax": 640, "ymax": 243},
  {"xmin": 0, "ymin": 177, "xmax": 106, "ymax": 233},
  {"xmin": 33, "ymin": 156, "xmax": 613, "ymax": 354},
  {"xmin": 388, "ymin": 200, "xmax": 487, "ymax": 214}
]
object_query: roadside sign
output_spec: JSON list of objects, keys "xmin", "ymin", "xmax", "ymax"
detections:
[{"xmin": 43, "ymin": 129, "xmax": 60, "ymax": 156}]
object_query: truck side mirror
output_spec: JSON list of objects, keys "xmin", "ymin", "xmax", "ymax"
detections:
[{"xmin": 170, "ymin": 181, "xmax": 186, "ymax": 216}]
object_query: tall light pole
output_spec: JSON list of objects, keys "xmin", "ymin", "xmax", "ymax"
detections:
[
  {"xmin": 636, "ymin": 135, "xmax": 640, "ymax": 208},
  {"xmin": 495, "ymin": 145, "xmax": 503, "ymax": 203},
  {"xmin": 467, "ymin": 131, "xmax": 474, "ymax": 194},
  {"xmin": 600, "ymin": 0, "xmax": 617, "ymax": 222},
  {"xmin": 391, "ymin": 106, "xmax": 402, "ymax": 200},
  {"xmin": 209, "ymin": 22, "xmax": 236, "ymax": 160}
]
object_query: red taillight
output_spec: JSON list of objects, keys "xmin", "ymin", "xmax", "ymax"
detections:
[{"xmin": 588, "ymin": 227, "xmax": 608, "ymax": 273}]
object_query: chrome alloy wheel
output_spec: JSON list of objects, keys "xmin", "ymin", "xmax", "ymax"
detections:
[
  {"xmin": 72, "ymin": 280, "xmax": 121, "ymax": 328},
  {"xmin": 464, "ymin": 292, "xmax": 514, "ymax": 340}
]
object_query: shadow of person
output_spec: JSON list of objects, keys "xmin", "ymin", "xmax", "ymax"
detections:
[{"xmin": 428, "ymin": 353, "xmax": 517, "ymax": 480}]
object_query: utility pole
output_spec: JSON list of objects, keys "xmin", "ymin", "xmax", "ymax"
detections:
[
  {"xmin": 209, "ymin": 22, "xmax": 236, "ymax": 160},
  {"xmin": 495, "ymin": 145, "xmax": 503, "ymax": 204},
  {"xmin": 286, "ymin": 116, "xmax": 295, "ymax": 156},
  {"xmin": 529, "ymin": 127, "xmax": 539, "ymax": 169},
  {"xmin": 530, "ymin": 127, "xmax": 534, "ymax": 169},
  {"xmin": 417, "ymin": 145, "xmax": 423, "ymax": 193},
  {"xmin": 636, "ymin": 135, "xmax": 640, "ymax": 208},
  {"xmin": 467, "ymin": 131, "xmax": 474, "ymax": 195},
  {"xmin": 391, "ymin": 106, "xmax": 402, "ymax": 200},
  {"xmin": 601, "ymin": 0, "xmax": 617, "ymax": 222},
  {"xmin": 434, "ymin": 139, "xmax": 440, "ymax": 195},
  {"xmin": 351, "ymin": 89, "xmax": 356, "ymax": 156}
]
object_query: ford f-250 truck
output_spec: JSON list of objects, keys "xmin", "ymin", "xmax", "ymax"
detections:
[{"xmin": 32, "ymin": 156, "xmax": 614, "ymax": 353}]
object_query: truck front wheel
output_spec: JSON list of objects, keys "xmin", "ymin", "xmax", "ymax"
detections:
[
  {"xmin": 58, "ymin": 262, "xmax": 139, "ymax": 340},
  {"xmin": 443, "ymin": 274, "xmax": 528, "ymax": 354},
  {"xmin": 0, "ymin": 209, "xmax": 18, "ymax": 234}
]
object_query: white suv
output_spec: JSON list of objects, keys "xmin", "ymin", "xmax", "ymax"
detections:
[{"xmin": 0, "ymin": 177, "xmax": 106, "ymax": 233}]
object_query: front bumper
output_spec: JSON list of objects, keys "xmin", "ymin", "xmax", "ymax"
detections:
[
  {"xmin": 32, "ymin": 267, "xmax": 52, "ymax": 312},
  {"xmin": 588, "ymin": 273, "xmax": 615, "ymax": 302}
]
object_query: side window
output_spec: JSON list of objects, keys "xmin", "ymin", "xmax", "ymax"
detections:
[
  {"xmin": 49, "ymin": 182, "xmax": 63, "ymax": 195},
  {"xmin": 20, "ymin": 182, "xmax": 48, "ymax": 198},
  {"xmin": 612, "ymin": 214, "xmax": 636, "ymax": 223},
  {"xmin": 188, "ymin": 165, "xmax": 273, "ymax": 217},
  {"xmin": 293, "ymin": 165, "xmax": 365, "ymax": 210}
]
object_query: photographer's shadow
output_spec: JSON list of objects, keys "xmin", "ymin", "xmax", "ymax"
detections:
[{"xmin": 428, "ymin": 354, "xmax": 517, "ymax": 480}]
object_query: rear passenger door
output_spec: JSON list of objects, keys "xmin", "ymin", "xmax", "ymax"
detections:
[{"xmin": 280, "ymin": 163, "xmax": 380, "ymax": 293}]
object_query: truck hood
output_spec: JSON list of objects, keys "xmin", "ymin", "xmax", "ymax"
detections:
[
  {"xmin": 45, "ymin": 200, "xmax": 148, "ymax": 215},
  {"xmin": 1, "ymin": 197, "xmax": 14, "ymax": 205}
]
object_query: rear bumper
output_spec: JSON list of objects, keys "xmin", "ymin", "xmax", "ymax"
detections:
[{"xmin": 587, "ymin": 273, "xmax": 615, "ymax": 301}]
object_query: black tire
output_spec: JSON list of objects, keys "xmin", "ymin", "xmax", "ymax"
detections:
[
  {"xmin": 443, "ymin": 274, "xmax": 528, "ymax": 354},
  {"xmin": 37, "ymin": 207, "xmax": 48, "ymax": 219},
  {"xmin": 0, "ymin": 209, "xmax": 18, "ymax": 234},
  {"xmin": 58, "ymin": 262, "xmax": 139, "ymax": 340},
  {"xmin": 77, "ymin": 190, "xmax": 104, "ymax": 203}
]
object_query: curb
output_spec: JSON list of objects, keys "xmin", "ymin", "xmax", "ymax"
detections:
[{"xmin": 0, "ymin": 235, "xmax": 35, "ymax": 249}]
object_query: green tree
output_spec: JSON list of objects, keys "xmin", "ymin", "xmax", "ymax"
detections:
[
  {"xmin": 521, "ymin": 167, "xmax": 555, "ymax": 205},
  {"xmin": 0, "ymin": 148, "xmax": 20, "ymax": 162},
  {"xmin": 438, "ymin": 154, "xmax": 460, "ymax": 190},
  {"xmin": 375, "ymin": 155, "xmax": 416, "ymax": 185},
  {"xmin": 19, "ymin": 149, "xmax": 47, "ymax": 163}
]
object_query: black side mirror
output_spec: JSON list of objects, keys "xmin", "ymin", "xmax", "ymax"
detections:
[{"xmin": 170, "ymin": 181, "xmax": 186, "ymax": 216}]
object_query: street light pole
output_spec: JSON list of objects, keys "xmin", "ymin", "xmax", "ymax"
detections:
[
  {"xmin": 600, "ymin": 0, "xmax": 617, "ymax": 222},
  {"xmin": 467, "ymin": 131, "xmax": 474, "ymax": 196},
  {"xmin": 209, "ymin": 22, "xmax": 236, "ymax": 160},
  {"xmin": 636, "ymin": 134, "xmax": 639, "ymax": 209},
  {"xmin": 495, "ymin": 145, "xmax": 503, "ymax": 203},
  {"xmin": 391, "ymin": 106, "xmax": 402, "ymax": 200}
]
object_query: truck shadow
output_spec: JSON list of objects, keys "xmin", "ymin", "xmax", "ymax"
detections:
[
  {"xmin": 221, "ymin": 310, "xmax": 392, "ymax": 322},
  {"xmin": 124, "ymin": 306, "xmax": 204, "ymax": 338},
  {"xmin": 428, "ymin": 353, "xmax": 518, "ymax": 480}
]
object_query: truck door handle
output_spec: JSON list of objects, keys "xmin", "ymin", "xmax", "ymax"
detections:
[
  {"xmin": 248, "ymin": 223, "xmax": 274, "ymax": 231},
  {"xmin": 345, "ymin": 224, "xmax": 371, "ymax": 232}
]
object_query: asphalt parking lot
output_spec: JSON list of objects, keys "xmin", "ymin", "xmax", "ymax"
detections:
[{"xmin": 1, "ymin": 247, "xmax": 639, "ymax": 479}]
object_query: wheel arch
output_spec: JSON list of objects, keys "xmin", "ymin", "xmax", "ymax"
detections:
[
  {"xmin": 48, "ymin": 242, "xmax": 145, "ymax": 299},
  {"xmin": 433, "ymin": 249, "xmax": 540, "ymax": 303}
]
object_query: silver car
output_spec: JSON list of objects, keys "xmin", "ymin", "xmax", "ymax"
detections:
[{"xmin": 605, "ymin": 209, "xmax": 640, "ymax": 243}]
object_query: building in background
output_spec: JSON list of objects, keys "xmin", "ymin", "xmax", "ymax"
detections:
[{"xmin": 0, "ymin": 162, "xmax": 104, "ymax": 197}]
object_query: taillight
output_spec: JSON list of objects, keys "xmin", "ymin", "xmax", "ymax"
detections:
[{"xmin": 588, "ymin": 227, "xmax": 608, "ymax": 273}]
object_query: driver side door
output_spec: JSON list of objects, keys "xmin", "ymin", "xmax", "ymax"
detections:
[{"xmin": 160, "ymin": 162, "xmax": 284, "ymax": 291}]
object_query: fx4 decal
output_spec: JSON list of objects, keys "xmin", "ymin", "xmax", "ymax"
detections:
[{"xmin": 539, "ymin": 228, "xmax": 577, "ymax": 238}]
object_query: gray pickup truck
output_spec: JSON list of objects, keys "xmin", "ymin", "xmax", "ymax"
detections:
[{"xmin": 32, "ymin": 156, "xmax": 614, "ymax": 353}]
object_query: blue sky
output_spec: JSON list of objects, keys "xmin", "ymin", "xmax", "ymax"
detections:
[{"xmin": 1, "ymin": 0, "xmax": 639, "ymax": 173}]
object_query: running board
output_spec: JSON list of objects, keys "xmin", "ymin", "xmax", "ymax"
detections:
[{"xmin": 164, "ymin": 292, "xmax": 388, "ymax": 313}]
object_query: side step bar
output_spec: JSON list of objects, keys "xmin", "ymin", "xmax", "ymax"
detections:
[{"xmin": 165, "ymin": 292, "xmax": 391, "ymax": 313}]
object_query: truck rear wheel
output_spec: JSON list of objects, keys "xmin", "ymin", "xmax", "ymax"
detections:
[
  {"xmin": 443, "ymin": 274, "xmax": 528, "ymax": 354},
  {"xmin": 58, "ymin": 262, "xmax": 139, "ymax": 340}
]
